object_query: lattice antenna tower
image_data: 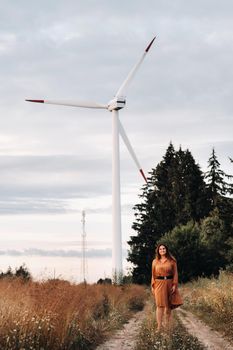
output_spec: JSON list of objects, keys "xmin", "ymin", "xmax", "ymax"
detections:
[{"xmin": 81, "ymin": 210, "xmax": 88, "ymax": 283}]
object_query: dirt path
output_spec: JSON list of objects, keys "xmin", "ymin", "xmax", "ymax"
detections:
[
  {"xmin": 96, "ymin": 307, "xmax": 147, "ymax": 350},
  {"xmin": 177, "ymin": 308, "xmax": 233, "ymax": 350},
  {"xmin": 96, "ymin": 304, "xmax": 233, "ymax": 350}
]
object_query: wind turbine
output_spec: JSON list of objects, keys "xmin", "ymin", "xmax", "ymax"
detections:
[{"xmin": 26, "ymin": 36, "xmax": 156, "ymax": 283}]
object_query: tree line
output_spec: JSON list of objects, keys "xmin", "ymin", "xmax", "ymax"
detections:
[
  {"xmin": 0, "ymin": 264, "xmax": 31, "ymax": 281},
  {"xmin": 128, "ymin": 143, "xmax": 233, "ymax": 284}
]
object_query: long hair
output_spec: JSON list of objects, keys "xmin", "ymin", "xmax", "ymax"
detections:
[{"xmin": 155, "ymin": 243, "xmax": 176, "ymax": 262}]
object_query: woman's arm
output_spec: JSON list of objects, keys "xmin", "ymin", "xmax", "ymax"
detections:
[
  {"xmin": 151, "ymin": 259, "xmax": 155, "ymax": 293},
  {"xmin": 171, "ymin": 260, "xmax": 178, "ymax": 293}
]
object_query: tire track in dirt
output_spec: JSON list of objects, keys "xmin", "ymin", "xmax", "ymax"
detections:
[
  {"xmin": 96, "ymin": 307, "xmax": 147, "ymax": 350},
  {"xmin": 96, "ymin": 304, "xmax": 233, "ymax": 350},
  {"xmin": 177, "ymin": 308, "xmax": 233, "ymax": 350}
]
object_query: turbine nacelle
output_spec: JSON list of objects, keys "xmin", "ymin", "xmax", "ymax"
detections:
[
  {"xmin": 108, "ymin": 97, "xmax": 126, "ymax": 111},
  {"xmin": 25, "ymin": 37, "xmax": 156, "ymax": 281}
]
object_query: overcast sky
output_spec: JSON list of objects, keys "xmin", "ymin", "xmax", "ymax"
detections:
[{"xmin": 0, "ymin": 0, "xmax": 232, "ymax": 280}]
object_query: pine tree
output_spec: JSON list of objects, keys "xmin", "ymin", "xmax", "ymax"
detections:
[
  {"xmin": 205, "ymin": 149, "xmax": 233, "ymax": 234},
  {"xmin": 205, "ymin": 148, "xmax": 232, "ymax": 205},
  {"xmin": 128, "ymin": 143, "xmax": 176, "ymax": 284},
  {"xmin": 170, "ymin": 148, "xmax": 210, "ymax": 224},
  {"xmin": 128, "ymin": 143, "xmax": 210, "ymax": 284},
  {"xmin": 229, "ymin": 157, "xmax": 233, "ymax": 194}
]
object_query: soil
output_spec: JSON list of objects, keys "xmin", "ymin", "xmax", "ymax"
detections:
[
  {"xmin": 177, "ymin": 308, "xmax": 233, "ymax": 350},
  {"xmin": 95, "ymin": 307, "xmax": 147, "ymax": 350},
  {"xmin": 96, "ymin": 306, "xmax": 233, "ymax": 350}
]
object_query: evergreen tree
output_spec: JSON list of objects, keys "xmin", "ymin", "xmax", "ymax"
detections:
[
  {"xmin": 128, "ymin": 143, "xmax": 210, "ymax": 284},
  {"xmin": 205, "ymin": 148, "xmax": 233, "ymax": 234},
  {"xmin": 15, "ymin": 264, "xmax": 31, "ymax": 281},
  {"xmin": 205, "ymin": 148, "xmax": 232, "ymax": 205},
  {"xmin": 0, "ymin": 265, "xmax": 31, "ymax": 281},
  {"xmin": 229, "ymin": 157, "xmax": 233, "ymax": 194},
  {"xmin": 170, "ymin": 148, "xmax": 210, "ymax": 224}
]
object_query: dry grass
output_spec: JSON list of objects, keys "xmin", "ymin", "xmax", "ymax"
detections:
[
  {"xmin": 0, "ymin": 278, "xmax": 147, "ymax": 349},
  {"xmin": 182, "ymin": 270, "xmax": 233, "ymax": 343},
  {"xmin": 135, "ymin": 299, "xmax": 205, "ymax": 350}
]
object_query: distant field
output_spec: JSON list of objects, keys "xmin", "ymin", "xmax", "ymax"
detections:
[{"xmin": 0, "ymin": 278, "xmax": 147, "ymax": 349}]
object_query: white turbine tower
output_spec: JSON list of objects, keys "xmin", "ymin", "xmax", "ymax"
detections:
[
  {"xmin": 26, "ymin": 37, "xmax": 156, "ymax": 283},
  {"xmin": 81, "ymin": 210, "xmax": 88, "ymax": 283}
]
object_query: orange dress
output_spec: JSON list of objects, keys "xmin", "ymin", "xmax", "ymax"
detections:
[{"xmin": 151, "ymin": 258, "xmax": 183, "ymax": 309}]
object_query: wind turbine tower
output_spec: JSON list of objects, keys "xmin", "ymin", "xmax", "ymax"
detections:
[
  {"xmin": 26, "ymin": 37, "xmax": 155, "ymax": 284},
  {"xmin": 81, "ymin": 210, "xmax": 88, "ymax": 283}
]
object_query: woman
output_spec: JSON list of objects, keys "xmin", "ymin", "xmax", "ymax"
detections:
[{"xmin": 151, "ymin": 244, "xmax": 183, "ymax": 331}]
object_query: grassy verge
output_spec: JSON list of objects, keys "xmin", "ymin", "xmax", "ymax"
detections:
[
  {"xmin": 135, "ymin": 300, "xmax": 206, "ymax": 350},
  {"xmin": 0, "ymin": 278, "xmax": 147, "ymax": 349},
  {"xmin": 182, "ymin": 270, "xmax": 233, "ymax": 344}
]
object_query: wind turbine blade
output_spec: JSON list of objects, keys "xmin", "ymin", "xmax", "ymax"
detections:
[
  {"xmin": 119, "ymin": 120, "xmax": 147, "ymax": 183},
  {"xmin": 115, "ymin": 36, "xmax": 156, "ymax": 98},
  {"xmin": 25, "ymin": 99, "xmax": 108, "ymax": 109}
]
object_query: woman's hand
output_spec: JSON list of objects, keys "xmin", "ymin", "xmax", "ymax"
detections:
[
  {"xmin": 151, "ymin": 287, "xmax": 154, "ymax": 294},
  {"xmin": 171, "ymin": 285, "xmax": 176, "ymax": 294}
]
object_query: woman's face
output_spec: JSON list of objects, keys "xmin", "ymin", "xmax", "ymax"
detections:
[{"xmin": 159, "ymin": 245, "xmax": 167, "ymax": 256}]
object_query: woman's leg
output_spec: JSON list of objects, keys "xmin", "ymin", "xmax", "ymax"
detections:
[
  {"xmin": 164, "ymin": 307, "xmax": 172, "ymax": 330},
  {"xmin": 156, "ymin": 306, "xmax": 164, "ymax": 330}
]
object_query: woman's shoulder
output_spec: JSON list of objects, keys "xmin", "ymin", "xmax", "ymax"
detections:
[{"xmin": 169, "ymin": 257, "xmax": 177, "ymax": 265}]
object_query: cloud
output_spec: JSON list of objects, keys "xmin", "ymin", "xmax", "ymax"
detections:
[
  {"xmin": 0, "ymin": 151, "xmax": 142, "ymax": 215},
  {"xmin": 0, "ymin": 199, "xmax": 69, "ymax": 215},
  {"xmin": 0, "ymin": 33, "xmax": 16, "ymax": 54},
  {"xmin": 0, "ymin": 155, "xmax": 112, "ymax": 212},
  {"xmin": 0, "ymin": 1, "xmax": 232, "ymax": 286},
  {"xmin": 0, "ymin": 1, "xmax": 232, "ymax": 228},
  {"xmin": 0, "ymin": 247, "xmax": 128, "ymax": 258}
]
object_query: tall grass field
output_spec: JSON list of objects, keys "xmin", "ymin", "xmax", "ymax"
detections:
[
  {"xmin": 182, "ymin": 270, "xmax": 233, "ymax": 343},
  {"xmin": 135, "ymin": 271, "xmax": 233, "ymax": 349},
  {"xmin": 135, "ymin": 300, "xmax": 205, "ymax": 350},
  {"xmin": 0, "ymin": 278, "xmax": 146, "ymax": 349}
]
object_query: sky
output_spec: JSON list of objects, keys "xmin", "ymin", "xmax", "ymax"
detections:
[{"xmin": 0, "ymin": 0, "xmax": 232, "ymax": 282}]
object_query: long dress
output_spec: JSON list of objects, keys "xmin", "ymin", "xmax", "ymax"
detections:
[{"xmin": 151, "ymin": 257, "xmax": 183, "ymax": 309}]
